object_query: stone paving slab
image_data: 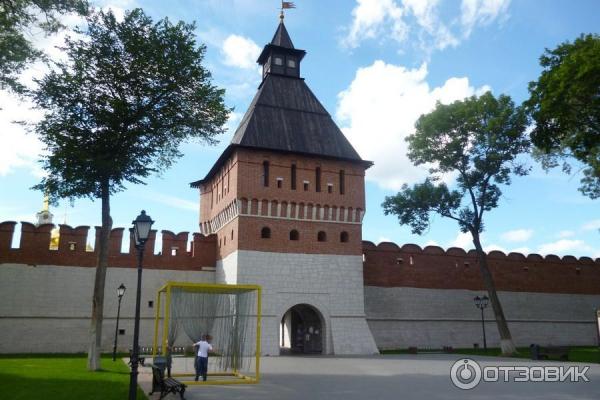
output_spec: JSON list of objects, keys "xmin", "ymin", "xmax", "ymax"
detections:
[{"xmin": 137, "ymin": 354, "xmax": 600, "ymax": 400}]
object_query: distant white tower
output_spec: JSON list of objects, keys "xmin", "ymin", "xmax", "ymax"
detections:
[
  {"xmin": 36, "ymin": 194, "xmax": 60, "ymax": 249},
  {"xmin": 35, "ymin": 195, "xmax": 54, "ymax": 226}
]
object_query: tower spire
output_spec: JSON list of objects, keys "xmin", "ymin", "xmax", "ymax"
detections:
[{"xmin": 280, "ymin": 1, "xmax": 296, "ymax": 22}]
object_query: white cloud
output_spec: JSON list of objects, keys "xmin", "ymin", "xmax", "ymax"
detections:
[
  {"xmin": 343, "ymin": 0, "xmax": 509, "ymax": 51},
  {"xmin": 425, "ymin": 240, "xmax": 439, "ymax": 247},
  {"xmin": 510, "ymin": 246, "xmax": 531, "ymax": 254},
  {"xmin": 460, "ymin": 0, "xmax": 511, "ymax": 37},
  {"xmin": 500, "ymin": 228, "xmax": 533, "ymax": 242},
  {"xmin": 0, "ymin": 6, "xmax": 90, "ymax": 178},
  {"xmin": 221, "ymin": 34, "xmax": 261, "ymax": 70},
  {"xmin": 483, "ymin": 243, "xmax": 507, "ymax": 253},
  {"xmin": 343, "ymin": 0, "xmax": 407, "ymax": 49},
  {"xmin": 557, "ymin": 230, "xmax": 575, "ymax": 238},
  {"xmin": 449, "ymin": 232, "xmax": 473, "ymax": 249},
  {"xmin": 537, "ymin": 239, "xmax": 596, "ymax": 257},
  {"xmin": 337, "ymin": 61, "xmax": 487, "ymax": 190},
  {"xmin": 402, "ymin": 0, "xmax": 458, "ymax": 50},
  {"xmin": 377, "ymin": 236, "xmax": 393, "ymax": 243},
  {"xmin": 582, "ymin": 219, "xmax": 600, "ymax": 231},
  {"xmin": 0, "ymin": 95, "xmax": 45, "ymax": 177}
]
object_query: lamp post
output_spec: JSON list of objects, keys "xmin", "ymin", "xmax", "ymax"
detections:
[
  {"xmin": 474, "ymin": 295, "xmax": 489, "ymax": 351},
  {"xmin": 128, "ymin": 210, "xmax": 154, "ymax": 400},
  {"xmin": 112, "ymin": 283, "xmax": 126, "ymax": 361}
]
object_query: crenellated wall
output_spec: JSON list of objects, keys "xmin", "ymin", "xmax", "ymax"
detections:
[
  {"xmin": 2, "ymin": 222, "xmax": 600, "ymax": 353},
  {"xmin": 0, "ymin": 221, "xmax": 217, "ymax": 270},
  {"xmin": 363, "ymin": 241, "xmax": 600, "ymax": 294},
  {"xmin": 0, "ymin": 221, "xmax": 217, "ymax": 353},
  {"xmin": 362, "ymin": 241, "xmax": 600, "ymax": 350}
]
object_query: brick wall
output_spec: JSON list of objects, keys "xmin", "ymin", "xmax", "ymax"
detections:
[
  {"xmin": 199, "ymin": 152, "xmax": 239, "ymax": 226},
  {"xmin": 363, "ymin": 241, "xmax": 600, "ymax": 295},
  {"xmin": 238, "ymin": 216, "xmax": 362, "ymax": 256},
  {"xmin": 196, "ymin": 147, "xmax": 368, "ymax": 259},
  {"xmin": 0, "ymin": 221, "xmax": 216, "ymax": 270},
  {"xmin": 234, "ymin": 148, "xmax": 366, "ymax": 208}
]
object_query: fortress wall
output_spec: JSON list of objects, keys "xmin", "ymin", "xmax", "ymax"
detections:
[
  {"xmin": 0, "ymin": 221, "xmax": 217, "ymax": 353},
  {"xmin": 0, "ymin": 221, "xmax": 217, "ymax": 270},
  {"xmin": 0, "ymin": 263, "xmax": 215, "ymax": 353},
  {"xmin": 362, "ymin": 242, "xmax": 600, "ymax": 349},
  {"xmin": 2, "ymin": 221, "xmax": 600, "ymax": 354}
]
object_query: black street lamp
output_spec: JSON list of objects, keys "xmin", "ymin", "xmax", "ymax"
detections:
[
  {"xmin": 112, "ymin": 283, "xmax": 126, "ymax": 361},
  {"xmin": 128, "ymin": 210, "xmax": 154, "ymax": 400},
  {"xmin": 474, "ymin": 295, "xmax": 489, "ymax": 351}
]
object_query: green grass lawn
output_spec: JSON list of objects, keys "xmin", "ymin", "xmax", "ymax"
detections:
[
  {"xmin": 0, "ymin": 354, "xmax": 148, "ymax": 400},
  {"xmin": 381, "ymin": 346, "xmax": 600, "ymax": 363}
]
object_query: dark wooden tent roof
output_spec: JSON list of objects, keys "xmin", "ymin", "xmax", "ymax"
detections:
[
  {"xmin": 190, "ymin": 22, "xmax": 371, "ymax": 189},
  {"xmin": 230, "ymin": 74, "xmax": 363, "ymax": 161},
  {"xmin": 270, "ymin": 21, "xmax": 294, "ymax": 48}
]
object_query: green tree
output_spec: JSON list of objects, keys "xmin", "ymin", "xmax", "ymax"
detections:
[
  {"xmin": 0, "ymin": 0, "xmax": 88, "ymax": 93},
  {"xmin": 525, "ymin": 34, "xmax": 600, "ymax": 199},
  {"xmin": 382, "ymin": 92, "xmax": 529, "ymax": 356},
  {"xmin": 32, "ymin": 8, "xmax": 229, "ymax": 370}
]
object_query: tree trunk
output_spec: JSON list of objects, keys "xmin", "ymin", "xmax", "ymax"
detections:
[
  {"xmin": 87, "ymin": 180, "xmax": 112, "ymax": 371},
  {"xmin": 471, "ymin": 232, "xmax": 517, "ymax": 355}
]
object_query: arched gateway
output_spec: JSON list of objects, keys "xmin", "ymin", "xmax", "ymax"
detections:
[{"xmin": 280, "ymin": 304, "xmax": 324, "ymax": 354}]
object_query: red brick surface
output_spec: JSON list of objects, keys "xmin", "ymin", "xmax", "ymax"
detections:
[
  {"xmin": 197, "ymin": 147, "xmax": 368, "ymax": 259},
  {"xmin": 0, "ymin": 221, "xmax": 216, "ymax": 270},
  {"xmin": 363, "ymin": 241, "xmax": 600, "ymax": 294}
]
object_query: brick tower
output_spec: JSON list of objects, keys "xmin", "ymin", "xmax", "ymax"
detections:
[{"xmin": 191, "ymin": 18, "xmax": 378, "ymax": 355}]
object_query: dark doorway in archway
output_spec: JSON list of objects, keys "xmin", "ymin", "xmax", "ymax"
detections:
[{"xmin": 280, "ymin": 304, "xmax": 323, "ymax": 354}]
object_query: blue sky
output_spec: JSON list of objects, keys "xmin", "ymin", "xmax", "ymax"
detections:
[{"xmin": 0, "ymin": 0, "xmax": 598, "ymax": 257}]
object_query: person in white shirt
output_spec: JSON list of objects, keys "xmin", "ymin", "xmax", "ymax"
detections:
[{"xmin": 193, "ymin": 334, "xmax": 214, "ymax": 381}]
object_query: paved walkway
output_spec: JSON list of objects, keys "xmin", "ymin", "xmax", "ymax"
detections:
[{"xmin": 138, "ymin": 354, "xmax": 600, "ymax": 400}]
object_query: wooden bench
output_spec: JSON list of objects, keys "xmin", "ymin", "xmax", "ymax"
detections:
[
  {"xmin": 530, "ymin": 344, "xmax": 570, "ymax": 361},
  {"xmin": 149, "ymin": 364, "xmax": 186, "ymax": 400}
]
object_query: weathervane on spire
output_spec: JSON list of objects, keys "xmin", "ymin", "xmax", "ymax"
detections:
[{"xmin": 280, "ymin": 1, "xmax": 296, "ymax": 21}]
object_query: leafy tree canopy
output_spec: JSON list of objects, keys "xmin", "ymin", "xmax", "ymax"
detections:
[
  {"xmin": 31, "ymin": 7, "xmax": 230, "ymax": 371},
  {"xmin": 383, "ymin": 92, "xmax": 530, "ymax": 236},
  {"xmin": 525, "ymin": 34, "xmax": 600, "ymax": 199},
  {"xmin": 0, "ymin": 0, "xmax": 88, "ymax": 93},
  {"xmin": 382, "ymin": 92, "xmax": 529, "ymax": 356},
  {"xmin": 33, "ymin": 8, "xmax": 230, "ymax": 200}
]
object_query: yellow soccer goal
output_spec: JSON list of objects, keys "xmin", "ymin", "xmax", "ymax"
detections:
[{"xmin": 152, "ymin": 281, "xmax": 261, "ymax": 385}]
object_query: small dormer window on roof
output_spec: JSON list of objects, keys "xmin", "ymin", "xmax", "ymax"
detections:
[{"xmin": 257, "ymin": 20, "xmax": 306, "ymax": 80}]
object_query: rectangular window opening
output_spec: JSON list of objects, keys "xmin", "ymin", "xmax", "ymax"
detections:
[
  {"xmin": 315, "ymin": 167, "xmax": 321, "ymax": 192},
  {"xmin": 291, "ymin": 164, "xmax": 297, "ymax": 190},
  {"xmin": 339, "ymin": 170, "xmax": 345, "ymax": 195},
  {"xmin": 263, "ymin": 161, "xmax": 270, "ymax": 187}
]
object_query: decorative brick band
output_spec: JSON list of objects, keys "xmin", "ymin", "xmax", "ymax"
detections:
[{"xmin": 201, "ymin": 198, "xmax": 364, "ymax": 235}]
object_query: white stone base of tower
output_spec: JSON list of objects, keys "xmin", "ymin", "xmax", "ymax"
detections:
[{"xmin": 216, "ymin": 250, "xmax": 379, "ymax": 355}]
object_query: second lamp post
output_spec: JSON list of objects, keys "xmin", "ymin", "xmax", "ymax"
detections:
[
  {"xmin": 474, "ymin": 295, "xmax": 489, "ymax": 351},
  {"xmin": 128, "ymin": 210, "xmax": 154, "ymax": 400},
  {"xmin": 112, "ymin": 283, "xmax": 126, "ymax": 361}
]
